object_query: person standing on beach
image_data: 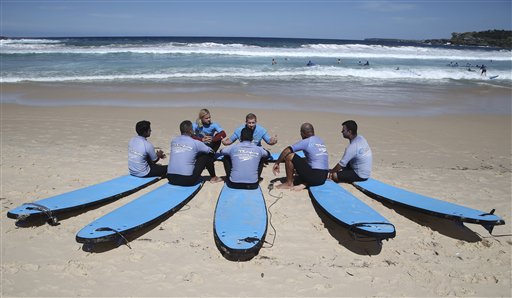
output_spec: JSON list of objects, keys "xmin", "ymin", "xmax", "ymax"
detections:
[
  {"xmin": 128, "ymin": 120, "xmax": 167, "ymax": 178},
  {"xmin": 192, "ymin": 109, "xmax": 225, "ymax": 183},
  {"xmin": 272, "ymin": 123, "xmax": 329, "ymax": 191},
  {"xmin": 167, "ymin": 120, "xmax": 219, "ymax": 186},
  {"xmin": 221, "ymin": 127, "xmax": 270, "ymax": 189},
  {"xmin": 329, "ymin": 120, "xmax": 372, "ymax": 183},
  {"xmin": 222, "ymin": 113, "xmax": 277, "ymax": 147}
]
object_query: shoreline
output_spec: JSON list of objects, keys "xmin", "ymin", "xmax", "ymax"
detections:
[{"xmin": 2, "ymin": 81, "xmax": 511, "ymax": 116}]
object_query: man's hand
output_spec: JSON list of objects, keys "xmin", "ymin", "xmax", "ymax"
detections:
[
  {"xmin": 269, "ymin": 135, "xmax": 278, "ymax": 145},
  {"xmin": 222, "ymin": 137, "xmax": 233, "ymax": 146},
  {"xmin": 156, "ymin": 149, "xmax": 166, "ymax": 159}
]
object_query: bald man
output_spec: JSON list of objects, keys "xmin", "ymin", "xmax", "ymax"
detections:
[{"xmin": 272, "ymin": 123, "xmax": 329, "ymax": 191}]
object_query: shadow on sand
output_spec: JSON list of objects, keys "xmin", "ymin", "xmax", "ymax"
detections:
[
  {"xmin": 307, "ymin": 197, "xmax": 386, "ymax": 256},
  {"xmin": 376, "ymin": 199, "xmax": 482, "ymax": 242},
  {"xmin": 80, "ymin": 202, "xmax": 193, "ymax": 253}
]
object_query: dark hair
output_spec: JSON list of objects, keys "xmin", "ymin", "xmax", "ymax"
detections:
[
  {"xmin": 245, "ymin": 113, "xmax": 257, "ymax": 121},
  {"xmin": 240, "ymin": 127, "xmax": 254, "ymax": 142},
  {"xmin": 136, "ymin": 120, "xmax": 151, "ymax": 136},
  {"xmin": 180, "ymin": 120, "xmax": 193, "ymax": 134},
  {"xmin": 342, "ymin": 120, "xmax": 358, "ymax": 135}
]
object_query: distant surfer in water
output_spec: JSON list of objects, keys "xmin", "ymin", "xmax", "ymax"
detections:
[
  {"xmin": 192, "ymin": 108, "xmax": 225, "ymax": 183},
  {"xmin": 272, "ymin": 58, "xmax": 277, "ymax": 65},
  {"xmin": 273, "ymin": 123, "xmax": 329, "ymax": 191},
  {"xmin": 480, "ymin": 64, "xmax": 487, "ymax": 76},
  {"xmin": 128, "ymin": 120, "xmax": 167, "ymax": 178},
  {"xmin": 306, "ymin": 60, "xmax": 315, "ymax": 66},
  {"xmin": 329, "ymin": 120, "xmax": 372, "ymax": 183}
]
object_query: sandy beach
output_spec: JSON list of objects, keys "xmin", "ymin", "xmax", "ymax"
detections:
[{"xmin": 1, "ymin": 82, "xmax": 511, "ymax": 297}]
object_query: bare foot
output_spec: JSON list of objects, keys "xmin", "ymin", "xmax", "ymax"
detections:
[
  {"xmin": 210, "ymin": 176, "xmax": 223, "ymax": 183},
  {"xmin": 291, "ymin": 184, "xmax": 307, "ymax": 191},
  {"xmin": 276, "ymin": 183, "xmax": 294, "ymax": 189}
]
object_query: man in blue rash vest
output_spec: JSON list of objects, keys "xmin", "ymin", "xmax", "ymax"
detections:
[
  {"xmin": 128, "ymin": 120, "xmax": 167, "ymax": 178},
  {"xmin": 192, "ymin": 108, "xmax": 225, "ymax": 183},
  {"xmin": 220, "ymin": 127, "xmax": 270, "ymax": 189},
  {"xmin": 167, "ymin": 120, "xmax": 219, "ymax": 186},
  {"xmin": 328, "ymin": 120, "xmax": 372, "ymax": 183},
  {"xmin": 222, "ymin": 113, "xmax": 278, "ymax": 147},
  {"xmin": 272, "ymin": 123, "xmax": 329, "ymax": 191}
]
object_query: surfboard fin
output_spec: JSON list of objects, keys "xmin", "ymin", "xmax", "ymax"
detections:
[
  {"xmin": 482, "ymin": 223, "xmax": 496, "ymax": 234},
  {"xmin": 239, "ymin": 237, "xmax": 260, "ymax": 244}
]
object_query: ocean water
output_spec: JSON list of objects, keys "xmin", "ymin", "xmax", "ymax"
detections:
[{"xmin": 1, "ymin": 36, "xmax": 511, "ymax": 115}]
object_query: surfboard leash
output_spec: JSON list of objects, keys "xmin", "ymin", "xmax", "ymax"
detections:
[
  {"xmin": 264, "ymin": 182, "xmax": 283, "ymax": 248},
  {"xmin": 95, "ymin": 227, "xmax": 132, "ymax": 249},
  {"xmin": 21, "ymin": 202, "xmax": 59, "ymax": 225}
]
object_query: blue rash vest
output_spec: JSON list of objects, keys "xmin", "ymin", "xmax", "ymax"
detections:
[
  {"xmin": 339, "ymin": 135, "xmax": 372, "ymax": 179},
  {"xmin": 168, "ymin": 135, "xmax": 213, "ymax": 176},
  {"xmin": 228, "ymin": 124, "xmax": 272, "ymax": 146},
  {"xmin": 128, "ymin": 136, "xmax": 158, "ymax": 177},
  {"xmin": 221, "ymin": 141, "xmax": 269, "ymax": 183},
  {"xmin": 192, "ymin": 122, "xmax": 224, "ymax": 138},
  {"xmin": 290, "ymin": 136, "xmax": 329, "ymax": 170}
]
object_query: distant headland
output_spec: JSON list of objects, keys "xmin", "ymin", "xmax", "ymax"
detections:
[{"xmin": 367, "ymin": 30, "xmax": 512, "ymax": 49}]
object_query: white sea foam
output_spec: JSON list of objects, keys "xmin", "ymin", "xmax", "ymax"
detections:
[
  {"xmin": 0, "ymin": 38, "xmax": 63, "ymax": 44},
  {"xmin": 1, "ymin": 40, "xmax": 510, "ymax": 61},
  {"xmin": 2, "ymin": 66, "xmax": 509, "ymax": 83}
]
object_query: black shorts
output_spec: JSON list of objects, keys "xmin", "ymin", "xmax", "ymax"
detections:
[
  {"xmin": 167, "ymin": 154, "xmax": 212, "ymax": 186},
  {"xmin": 336, "ymin": 168, "xmax": 367, "ymax": 183},
  {"xmin": 292, "ymin": 155, "xmax": 328, "ymax": 186},
  {"xmin": 167, "ymin": 174, "xmax": 200, "ymax": 186},
  {"xmin": 144, "ymin": 164, "xmax": 167, "ymax": 178},
  {"xmin": 226, "ymin": 180, "xmax": 259, "ymax": 190}
]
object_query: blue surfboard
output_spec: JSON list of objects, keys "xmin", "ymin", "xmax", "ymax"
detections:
[
  {"xmin": 213, "ymin": 184, "xmax": 268, "ymax": 260},
  {"xmin": 76, "ymin": 181, "xmax": 203, "ymax": 244},
  {"xmin": 269, "ymin": 150, "xmax": 305, "ymax": 161},
  {"xmin": 7, "ymin": 175, "xmax": 160, "ymax": 224},
  {"xmin": 353, "ymin": 178, "xmax": 505, "ymax": 233},
  {"xmin": 309, "ymin": 180, "xmax": 395, "ymax": 239},
  {"xmin": 216, "ymin": 151, "xmax": 304, "ymax": 162}
]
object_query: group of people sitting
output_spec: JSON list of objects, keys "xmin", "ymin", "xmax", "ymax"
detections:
[{"xmin": 128, "ymin": 109, "xmax": 372, "ymax": 191}]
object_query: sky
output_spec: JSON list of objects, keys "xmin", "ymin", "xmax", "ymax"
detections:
[{"xmin": 1, "ymin": 0, "xmax": 511, "ymax": 40}]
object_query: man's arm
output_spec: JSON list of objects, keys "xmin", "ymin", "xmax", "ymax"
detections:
[
  {"xmin": 267, "ymin": 135, "xmax": 278, "ymax": 145},
  {"xmin": 262, "ymin": 130, "xmax": 278, "ymax": 146},
  {"xmin": 222, "ymin": 136, "xmax": 234, "ymax": 146},
  {"xmin": 272, "ymin": 146, "xmax": 292, "ymax": 176}
]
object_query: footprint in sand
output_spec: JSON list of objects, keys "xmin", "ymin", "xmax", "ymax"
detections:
[
  {"xmin": 21, "ymin": 264, "xmax": 40, "ymax": 272},
  {"xmin": 183, "ymin": 272, "xmax": 204, "ymax": 283},
  {"xmin": 2, "ymin": 263, "xmax": 20, "ymax": 274},
  {"xmin": 129, "ymin": 252, "xmax": 144, "ymax": 262},
  {"xmin": 64, "ymin": 260, "xmax": 88, "ymax": 276}
]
